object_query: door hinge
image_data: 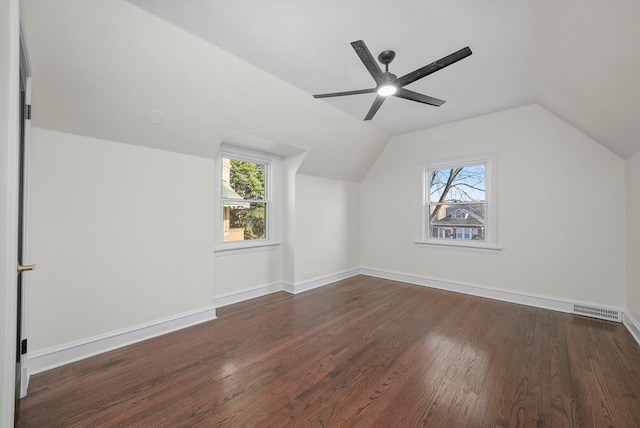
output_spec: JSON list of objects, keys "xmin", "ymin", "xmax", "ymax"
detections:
[
  {"xmin": 21, "ymin": 339, "xmax": 27, "ymax": 355},
  {"xmin": 25, "ymin": 104, "xmax": 31, "ymax": 120}
]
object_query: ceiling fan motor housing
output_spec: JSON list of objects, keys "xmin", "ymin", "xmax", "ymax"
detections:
[{"xmin": 383, "ymin": 72, "xmax": 397, "ymax": 81}]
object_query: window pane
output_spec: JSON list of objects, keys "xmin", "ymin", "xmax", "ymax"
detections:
[
  {"xmin": 222, "ymin": 157, "xmax": 265, "ymax": 201},
  {"xmin": 429, "ymin": 165, "xmax": 485, "ymax": 203},
  {"xmin": 429, "ymin": 203, "xmax": 485, "ymax": 241},
  {"xmin": 223, "ymin": 202, "xmax": 266, "ymax": 242}
]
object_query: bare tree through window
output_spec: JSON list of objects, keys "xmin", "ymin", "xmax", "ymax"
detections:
[{"xmin": 428, "ymin": 165, "xmax": 486, "ymax": 240}]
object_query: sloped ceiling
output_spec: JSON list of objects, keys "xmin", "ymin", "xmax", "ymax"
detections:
[
  {"xmin": 128, "ymin": 0, "xmax": 640, "ymax": 159},
  {"xmin": 126, "ymin": 0, "xmax": 536, "ymax": 136},
  {"xmin": 21, "ymin": 0, "xmax": 390, "ymax": 182},
  {"xmin": 529, "ymin": 0, "xmax": 640, "ymax": 159},
  {"xmin": 21, "ymin": 0, "xmax": 640, "ymax": 186}
]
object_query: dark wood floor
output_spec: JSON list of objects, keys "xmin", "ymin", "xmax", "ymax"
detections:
[{"xmin": 17, "ymin": 275, "xmax": 640, "ymax": 427}]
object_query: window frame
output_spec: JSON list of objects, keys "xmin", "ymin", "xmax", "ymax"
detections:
[
  {"xmin": 417, "ymin": 152, "xmax": 499, "ymax": 252},
  {"xmin": 214, "ymin": 144, "xmax": 280, "ymax": 254}
]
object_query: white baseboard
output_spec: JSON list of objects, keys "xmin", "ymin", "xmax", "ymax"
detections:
[
  {"xmin": 26, "ymin": 305, "xmax": 217, "ymax": 380},
  {"xmin": 623, "ymin": 312, "xmax": 640, "ymax": 347},
  {"xmin": 26, "ymin": 267, "xmax": 639, "ymax": 393},
  {"xmin": 214, "ymin": 281, "xmax": 284, "ymax": 308},
  {"xmin": 213, "ymin": 268, "xmax": 360, "ymax": 303},
  {"xmin": 285, "ymin": 268, "xmax": 361, "ymax": 294},
  {"xmin": 25, "ymin": 269, "xmax": 361, "ymax": 381},
  {"xmin": 361, "ymin": 267, "xmax": 581, "ymax": 314},
  {"xmin": 283, "ymin": 281, "xmax": 295, "ymax": 294},
  {"xmin": 363, "ymin": 268, "xmax": 640, "ymax": 349}
]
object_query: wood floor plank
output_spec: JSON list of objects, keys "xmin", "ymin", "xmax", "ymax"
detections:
[{"xmin": 16, "ymin": 275, "xmax": 640, "ymax": 427}]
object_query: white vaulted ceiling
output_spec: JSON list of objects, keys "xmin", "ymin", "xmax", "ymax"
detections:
[
  {"xmin": 21, "ymin": 0, "xmax": 640, "ymax": 184},
  {"xmin": 21, "ymin": 0, "xmax": 390, "ymax": 182},
  {"xmin": 529, "ymin": 0, "xmax": 640, "ymax": 159},
  {"xmin": 126, "ymin": 0, "xmax": 537, "ymax": 136}
]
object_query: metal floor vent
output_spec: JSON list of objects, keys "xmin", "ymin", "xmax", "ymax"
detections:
[{"xmin": 572, "ymin": 304, "xmax": 621, "ymax": 322}]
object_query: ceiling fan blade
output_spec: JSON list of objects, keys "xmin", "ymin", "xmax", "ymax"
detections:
[
  {"xmin": 351, "ymin": 40, "xmax": 386, "ymax": 85},
  {"xmin": 394, "ymin": 88, "xmax": 445, "ymax": 107},
  {"xmin": 395, "ymin": 47, "xmax": 472, "ymax": 87},
  {"xmin": 313, "ymin": 88, "xmax": 376, "ymax": 98},
  {"xmin": 364, "ymin": 95, "xmax": 386, "ymax": 120}
]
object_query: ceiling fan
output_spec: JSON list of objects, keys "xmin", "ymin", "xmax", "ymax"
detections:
[{"xmin": 313, "ymin": 40, "xmax": 472, "ymax": 121}]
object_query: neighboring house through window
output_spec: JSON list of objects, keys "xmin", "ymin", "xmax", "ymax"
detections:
[{"xmin": 419, "ymin": 153, "xmax": 498, "ymax": 251}]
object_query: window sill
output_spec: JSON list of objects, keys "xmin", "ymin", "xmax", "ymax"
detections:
[
  {"xmin": 415, "ymin": 240, "xmax": 501, "ymax": 254},
  {"xmin": 215, "ymin": 242, "xmax": 281, "ymax": 257}
]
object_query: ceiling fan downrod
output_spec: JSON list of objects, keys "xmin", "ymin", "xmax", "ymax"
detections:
[{"xmin": 378, "ymin": 50, "xmax": 395, "ymax": 74}]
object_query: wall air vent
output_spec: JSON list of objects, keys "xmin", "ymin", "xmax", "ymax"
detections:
[{"xmin": 572, "ymin": 304, "xmax": 621, "ymax": 322}]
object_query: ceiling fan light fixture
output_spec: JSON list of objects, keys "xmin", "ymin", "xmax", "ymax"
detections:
[{"xmin": 377, "ymin": 84, "xmax": 397, "ymax": 97}]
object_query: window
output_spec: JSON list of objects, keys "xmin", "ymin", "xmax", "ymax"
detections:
[
  {"xmin": 222, "ymin": 157, "xmax": 266, "ymax": 242},
  {"xmin": 419, "ymin": 153, "xmax": 498, "ymax": 251},
  {"xmin": 215, "ymin": 145, "xmax": 279, "ymax": 252},
  {"xmin": 451, "ymin": 209, "xmax": 468, "ymax": 220},
  {"xmin": 456, "ymin": 228, "xmax": 478, "ymax": 240}
]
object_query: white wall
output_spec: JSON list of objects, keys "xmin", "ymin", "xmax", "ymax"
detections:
[
  {"xmin": 1, "ymin": 0, "xmax": 20, "ymax": 424},
  {"xmin": 24, "ymin": 127, "xmax": 365, "ymax": 356},
  {"xmin": 214, "ymin": 250, "xmax": 283, "ymax": 296},
  {"xmin": 213, "ymin": 173, "xmax": 361, "ymax": 297},
  {"xmin": 282, "ymin": 153, "xmax": 306, "ymax": 284},
  {"xmin": 27, "ymin": 128, "xmax": 215, "ymax": 351},
  {"xmin": 294, "ymin": 175, "xmax": 360, "ymax": 283},
  {"xmin": 626, "ymin": 152, "xmax": 640, "ymax": 323},
  {"xmin": 361, "ymin": 104, "xmax": 626, "ymax": 307}
]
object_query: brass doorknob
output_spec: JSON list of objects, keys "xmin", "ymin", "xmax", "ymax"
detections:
[{"xmin": 17, "ymin": 264, "xmax": 35, "ymax": 274}]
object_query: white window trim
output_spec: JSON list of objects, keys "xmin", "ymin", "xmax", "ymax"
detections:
[
  {"xmin": 416, "ymin": 152, "xmax": 500, "ymax": 253},
  {"xmin": 214, "ymin": 144, "xmax": 281, "ymax": 254}
]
